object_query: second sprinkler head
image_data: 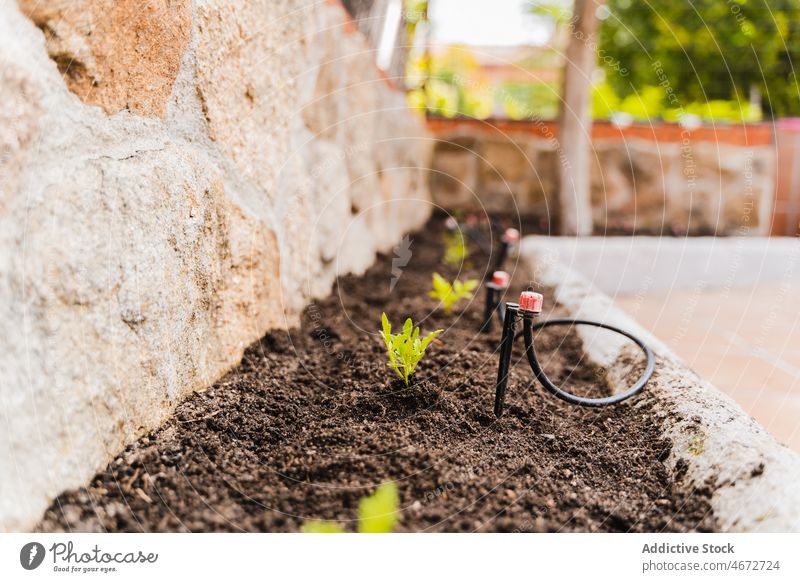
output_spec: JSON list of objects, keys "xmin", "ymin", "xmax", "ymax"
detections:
[
  {"xmin": 502, "ymin": 228, "xmax": 520, "ymax": 245},
  {"xmin": 490, "ymin": 270, "xmax": 510, "ymax": 288}
]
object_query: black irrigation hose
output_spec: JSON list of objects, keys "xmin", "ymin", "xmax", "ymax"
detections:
[
  {"xmin": 494, "ymin": 301, "xmax": 656, "ymax": 417},
  {"xmin": 522, "ymin": 317, "xmax": 655, "ymax": 408}
]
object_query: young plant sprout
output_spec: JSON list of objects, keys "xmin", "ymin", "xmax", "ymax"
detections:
[
  {"xmin": 302, "ymin": 482, "xmax": 400, "ymax": 533},
  {"xmin": 380, "ymin": 313, "xmax": 442, "ymax": 385},
  {"xmin": 442, "ymin": 229, "xmax": 469, "ymax": 267},
  {"xmin": 358, "ymin": 481, "xmax": 400, "ymax": 533},
  {"xmin": 429, "ymin": 273, "xmax": 479, "ymax": 314},
  {"xmin": 444, "ymin": 215, "xmax": 493, "ymax": 255}
]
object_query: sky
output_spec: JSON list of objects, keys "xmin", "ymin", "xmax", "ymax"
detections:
[{"xmin": 428, "ymin": 0, "xmax": 554, "ymax": 47}]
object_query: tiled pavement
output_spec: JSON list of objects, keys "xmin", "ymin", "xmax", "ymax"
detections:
[{"xmin": 615, "ymin": 284, "xmax": 800, "ymax": 452}]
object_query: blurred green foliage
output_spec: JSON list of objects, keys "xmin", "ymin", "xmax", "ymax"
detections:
[
  {"xmin": 408, "ymin": 0, "xmax": 787, "ymax": 123},
  {"xmin": 598, "ymin": 0, "xmax": 800, "ymax": 118},
  {"xmin": 357, "ymin": 481, "xmax": 400, "ymax": 533},
  {"xmin": 407, "ymin": 46, "xmax": 560, "ymax": 120},
  {"xmin": 500, "ymin": 82, "xmax": 560, "ymax": 120},
  {"xmin": 301, "ymin": 482, "xmax": 400, "ymax": 533},
  {"xmin": 410, "ymin": 47, "xmax": 494, "ymax": 118},
  {"xmin": 591, "ymin": 82, "xmax": 762, "ymax": 123}
]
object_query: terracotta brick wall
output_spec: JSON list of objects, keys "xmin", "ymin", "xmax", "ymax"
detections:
[
  {"xmin": 428, "ymin": 117, "xmax": 775, "ymax": 236},
  {"xmin": 773, "ymin": 119, "xmax": 800, "ymax": 236}
]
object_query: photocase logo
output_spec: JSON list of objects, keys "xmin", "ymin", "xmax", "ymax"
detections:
[
  {"xmin": 390, "ymin": 234, "xmax": 413, "ymax": 292},
  {"xmin": 20, "ymin": 542, "xmax": 46, "ymax": 570}
]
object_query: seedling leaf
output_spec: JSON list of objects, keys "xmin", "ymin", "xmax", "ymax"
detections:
[
  {"xmin": 379, "ymin": 312, "xmax": 442, "ymax": 385},
  {"xmin": 381, "ymin": 312, "xmax": 392, "ymax": 347},
  {"xmin": 443, "ymin": 230, "xmax": 469, "ymax": 267},
  {"xmin": 301, "ymin": 521, "xmax": 346, "ymax": 533},
  {"xmin": 420, "ymin": 329, "xmax": 442, "ymax": 350},
  {"xmin": 428, "ymin": 273, "xmax": 479, "ymax": 314},
  {"xmin": 358, "ymin": 482, "xmax": 399, "ymax": 533},
  {"xmin": 302, "ymin": 482, "xmax": 401, "ymax": 533}
]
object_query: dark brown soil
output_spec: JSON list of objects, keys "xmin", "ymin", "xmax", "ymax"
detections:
[{"xmin": 38, "ymin": 218, "xmax": 715, "ymax": 532}]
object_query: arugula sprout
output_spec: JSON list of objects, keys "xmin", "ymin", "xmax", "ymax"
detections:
[
  {"xmin": 380, "ymin": 313, "xmax": 442, "ymax": 385},
  {"xmin": 301, "ymin": 520, "xmax": 346, "ymax": 533},
  {"xmin": 358, "ymin": 482, "xmax": 399, "ymax": 533},
  {"xmin": 429, "ymin": 273, "xmax": 479, "ymax": 314},
  {"xmin": 443, "ymin": 230, "xmax": 469, "ymax": 267},
  {"xmin": 301, "ymin": 482, "xmax": 400, "ymax": 534}
]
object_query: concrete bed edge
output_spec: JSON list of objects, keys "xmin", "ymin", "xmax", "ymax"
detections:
[{"xmin": 520, "ymin": 237, "xmax": 800, "ymax": 532}]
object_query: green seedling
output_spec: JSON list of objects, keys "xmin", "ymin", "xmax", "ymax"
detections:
[
  {"xmin": 301, "ymin": 482, "xmax": 400, "ymax": 533},
  {"xmin": 358, "ymin": 481, "xmax": 400, "ymax": 533},
  {"xmin": 429, "ymin": 273, "xmax": 479, "ymax": 314},
  {"xmin": 443, "ymin": 230, "xmax": 469, "ymax": 267},
  {"xmin": 301, "ymin": 521, "xmax": 347, "ymax": 533},
  {"xmin": 380, "ymin": 313, "xmax": 442, "ymax": 385}
]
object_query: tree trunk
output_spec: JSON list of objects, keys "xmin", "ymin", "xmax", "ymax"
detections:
[{"xmin": 557, "ymin": 0, "xmax": 601, "ymax": 236}]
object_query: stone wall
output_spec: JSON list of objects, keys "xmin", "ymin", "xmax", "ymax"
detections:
[
  {"xmin": 0, "ymin": 0, "xmax": 431, "ymax": 531},
  {"xmin": 429, "ymin": 118, "xmax": 775, "ymax": 236}
]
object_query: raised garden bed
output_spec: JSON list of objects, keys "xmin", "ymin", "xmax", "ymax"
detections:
[{"xmin": 38, "ymin": 219, "xmax": 714, "ymax": 532}]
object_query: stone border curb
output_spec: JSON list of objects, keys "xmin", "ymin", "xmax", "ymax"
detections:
[{"xmin": 521, "ymin": 237, "xmax": 800, "ymax": 532}]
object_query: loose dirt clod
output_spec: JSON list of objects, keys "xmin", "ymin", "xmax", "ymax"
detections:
[{"xmin": 38, "ymin": 219, "xmax": 715, "ymax": 532}]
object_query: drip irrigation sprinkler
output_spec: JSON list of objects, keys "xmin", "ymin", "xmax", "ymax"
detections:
[
  {"xmin": 481, "ymin": 270, "xmax": 510, "ymax": 334},
  {"xmin": 443, "ymin": 218, "xmax": 519, "ymax": 260},
  {"xmin": 493, "ymin": 228, "xmax": 520, "ymax": 271},
  {"xmin": 444, "ymin": 215, "xmax": 490, "ymax": 254},
  {"xmin": 494, "ymin": 291, "xmax": 655, "ymax": 417}
]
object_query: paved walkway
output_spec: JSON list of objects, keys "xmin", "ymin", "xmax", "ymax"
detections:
[{"xmin": 616, "ymin": 284, "xmax": 800, "ymax": 452}]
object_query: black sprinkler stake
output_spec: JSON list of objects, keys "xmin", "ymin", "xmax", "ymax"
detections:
[
  {"xmin": 493, "ymin": 290, "xmax": 655, "ymax": 417},
  {"xmin": 494, "ymin": 292, "xmax": 541, "ymax": 417},
  {"xmin": 493, "ymin": 228, "xmax": 520, "ymax": 271},
  {"xmin": 494, "ymin": 302, "xmax": 520, "ymax": 418},
  {"xmin": 480, "ymin": 271, "xmax": 510, "ymax": 334}
]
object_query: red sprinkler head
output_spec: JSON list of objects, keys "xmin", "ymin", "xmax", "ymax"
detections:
[
  {"xmin": 502, "ymin": 228, "xmax": 520, "ymax": 245},
  {"xmin": 491, "ymin": 271, "xmax": 510, "ymax": 288},
  {"xmin": 518, "ymin": 291, "xmax": 543, "ymax": 314}
]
